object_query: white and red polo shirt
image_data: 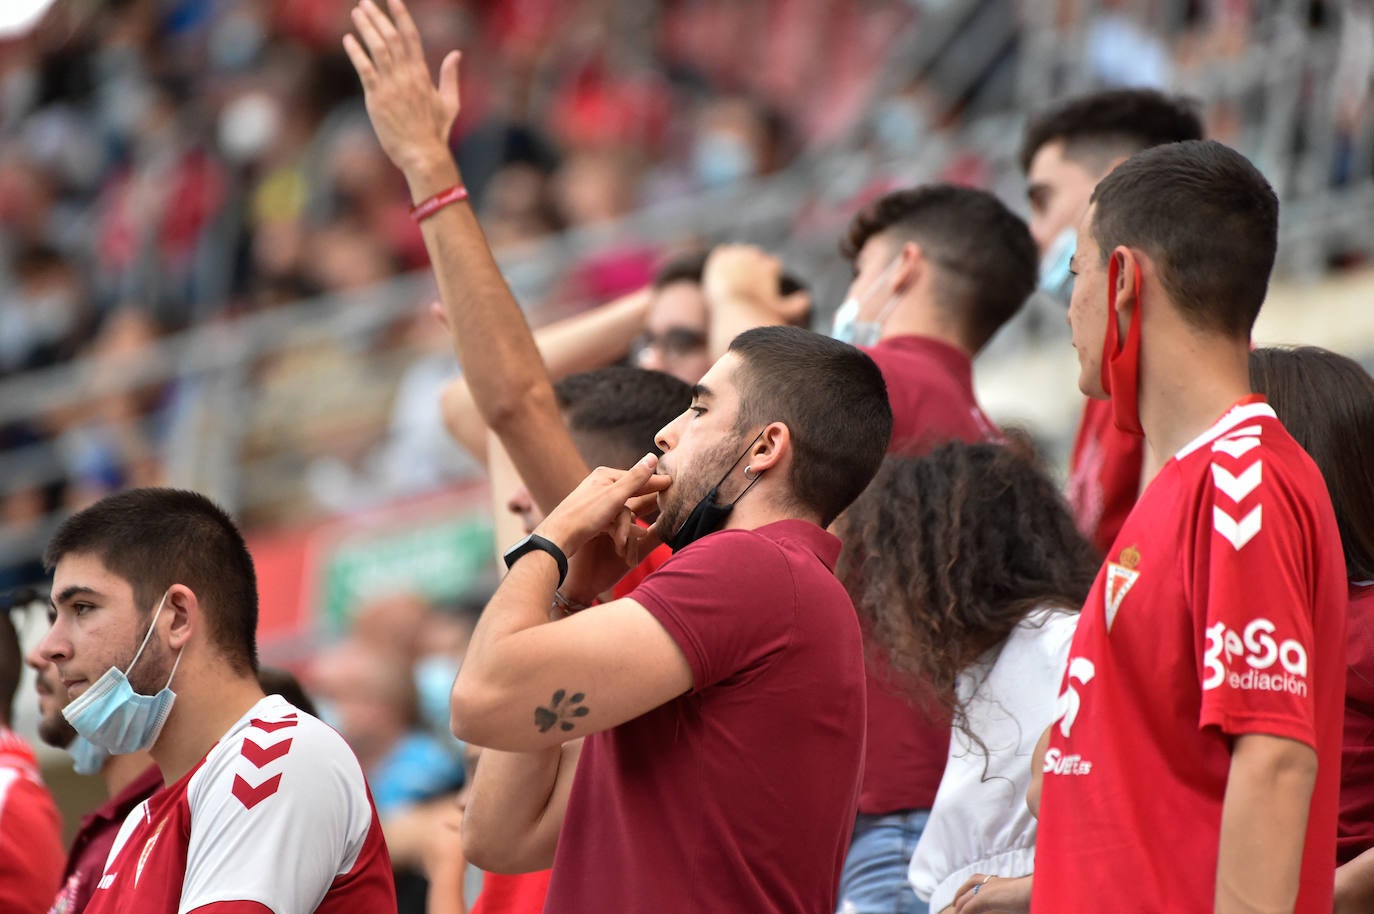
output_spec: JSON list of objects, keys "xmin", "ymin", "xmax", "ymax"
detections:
[{"xmin": 84, "ymin": 695, "xmax": 395, "ymax": 914}]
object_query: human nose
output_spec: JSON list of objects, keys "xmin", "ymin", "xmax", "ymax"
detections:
[
  {"xmin": 506, "ymin": 485, "xmax": 532, "ymax": 516},
  {"xmin": 637, "ymin": 344, "xmax": 665, "ymax": 372},
  {"xmin": 36, "ymin": 620, "xmax": 69, "ymax": 666},
  {"xmin": 655, "ymin": 412, "xmax": 686, "ymax": 453}
]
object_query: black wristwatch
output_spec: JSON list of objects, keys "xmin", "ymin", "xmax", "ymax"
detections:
[{"xmin": 502, "ymin": 533, "xmax": 569, "ymax": 587}]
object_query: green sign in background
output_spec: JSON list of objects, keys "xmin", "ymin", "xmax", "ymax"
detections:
[{"xmin": 319, "ymin": 512, "xmax": 494, "ymax": 632}]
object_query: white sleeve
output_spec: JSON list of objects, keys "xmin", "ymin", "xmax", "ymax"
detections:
[
  {"xmin": 179, "ymin": 717, "xmax": 373, "ymax": 914},
  {"xmin": 909, "ymin": 609, "xmax": 1078, "ymax": 911}
]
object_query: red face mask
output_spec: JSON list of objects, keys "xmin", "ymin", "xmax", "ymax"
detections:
[{"xmin": 1099, "ymin": 256, "xmax": 1143, "ymax": 436}]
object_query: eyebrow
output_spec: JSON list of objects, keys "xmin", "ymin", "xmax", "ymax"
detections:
[
  {"xmin": 50, "ymin": 585, "xmax": 101, "ymax": 608},
  {"xmin": 691, "ymin": 384, "xmax": 713, "ymax": 401}
]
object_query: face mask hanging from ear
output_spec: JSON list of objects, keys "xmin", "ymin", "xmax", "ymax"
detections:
[
  {"xmin": 62, "ymin": 590, "xmax": 183, "ymax": 754},
  {"xmin": 666, "ymin": 429, "xmax": 767, "ymax": 552},
  {"xmin": 1099, "ymin": 256, "xmax": 1144, "ymax": 436}
]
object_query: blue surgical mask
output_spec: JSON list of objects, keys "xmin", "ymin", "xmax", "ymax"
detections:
[
  {"xmin": 1037, "ymin": 227, "xmax": 1077, "ymax": 307},
  {"xmin": 69, "ymin": 736, "xmax": 110, "ymax": 776},
  {"xmin": 832, "ymin": 257, "xmax": 901, "ymax": 347},
  {"xmin": 413, "ymin": 654, "xmax": 460, "ymax": 737},
  {"xmin": 62, "ymin": 590, "xmax": 183, "ymax": 755},
  {"xmin": 692, "ymin": 132, "xmax": 758, "ymax": 190}
]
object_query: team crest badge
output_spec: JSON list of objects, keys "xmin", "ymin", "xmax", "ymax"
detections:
[{"xmin": 1104, "ymin": 545, "xmax": 1141, "ymax": 631}]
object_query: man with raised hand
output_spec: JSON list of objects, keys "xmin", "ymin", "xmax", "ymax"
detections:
[{"xmin": 1030, "ymin": 140, "xmax": 1346, "ymax": 914}]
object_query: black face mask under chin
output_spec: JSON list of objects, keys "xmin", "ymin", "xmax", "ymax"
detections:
[{"xmin": 665, "ymin": 431, "xmax": 765, "ymax": 552}]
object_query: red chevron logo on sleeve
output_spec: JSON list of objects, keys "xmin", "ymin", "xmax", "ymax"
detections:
[
  {"xmin": 232, "ymin": 773, "xmax": 283, "ymax": 810},
  {"xmin": 250, "ymin": 717, "xmax": 299, "ymax": 733},
  {"xmin": 241, "ymin": 737, "xmax": 293, "ymax": 768}
]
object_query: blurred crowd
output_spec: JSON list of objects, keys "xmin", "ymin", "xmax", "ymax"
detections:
[{"xmin": 2, "ymin": 1, "xmax": 1371, "ymax": 589}]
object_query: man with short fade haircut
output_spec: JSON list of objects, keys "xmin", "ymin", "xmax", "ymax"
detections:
[
  {"xmin": 834, "ymin": 184, "xmax": 1036, "ymax": 453},
  {"xmin": 37, "ymin": 488, "xmax": 396, "ymax": 914},
  {"xmin": 1020, "ymin": 89, "xmax": 1204, "ymax": 554},
  {"xmin": 449, "ymin": 327, "xmax": 892, "ymax": 914},
  {"xmin": 1032, "ymin": 140, "xmax": 1346, "ymax": 914}
]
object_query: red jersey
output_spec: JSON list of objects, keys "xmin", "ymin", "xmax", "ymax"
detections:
[
  {"xmin": 546, "ymin": 520, "xmax": 865, "ymax": 914},
  {"xmin": 857, "ymin": 334, "xmax": 999, "ymax": 814},
  {"xmin": 1032, "ymin": 399, "xmax": 1347, "ymax": 913},
  {"xmin": 1339, "ymin": 581, "xmax": 1374, "ymax": 864},
  {"xmin": 49, "ymin": 763, "xmax": 162, "ymax": 914},
  {"xmin": 84, "ymin": 696, "xmax": 396, "ymax": 914},
  {"xmin": 1066, "ymin": 396, "xmax": 1145, "ymax": 556},
  {"xmin": 0, "ymin": 729, "xmax": 64, "ymax": 914},
  {"xmin": 468, "ymin": 870, "xmax": 551, "ymax": 914}
]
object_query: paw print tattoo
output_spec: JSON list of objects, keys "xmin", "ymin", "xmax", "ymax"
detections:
[{"xmin": 534, "ymin": 689, "xmax": 590, "ymax": 733}]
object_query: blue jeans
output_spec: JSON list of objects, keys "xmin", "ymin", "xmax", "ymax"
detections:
[{"xmin": 836, "ymin": 810, "xmax": 931, "ymax": 914}]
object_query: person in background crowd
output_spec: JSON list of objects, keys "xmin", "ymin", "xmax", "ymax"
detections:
[
  {"xmin": 836, "ymin": 445, "xmax": 1097, "ymax": 914},
  {"xmin": 1031, "ymin": 140, "xmax": 1346, "ymax": 914},
  {"xmin": 703, "ymin": 185, "xmax": 1038, "ymax": 914},
  {"xmin": 1248, "ymin": 346, "xmax": 1374, "ymax": 914},
  {"xmin": 0, "ymin": 609, "xmax": 64, "ymax": 914},
  {"xmin": 1018, "ymin": 89, "xmax": 1204, "ymax": 555},
  {"xmin": 37, "ymin": 488, "xmax": 397, "ymax": 913}
]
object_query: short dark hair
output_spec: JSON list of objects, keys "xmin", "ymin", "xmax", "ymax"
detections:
[
  {"xmin": 651, "ymin": 249, "xmax": 809, "ymax": 326},
  {"xmin": 728, "ymin": 326, "xmax": 892, "ymax": 526},
  {"xmin": 44, "ymin": 488, "xmax": 260, "ymax": 674},
  {"xmin": 1090, "ymin": 139, "xmax": 1278, "ymax": 338},
  {"xmin": 1019, "ymin": 89, "xmax": 1204, "ymax": 174},
  {"xmin": 554, "ymin": 366, "xmax": 693, "ymax": 469},
  {"xmin": 840, "ymin": 184, "xmax": 1038, "ymax": 352},
  {"xmin": 1250, "ymin": 347, "xmax": 1374, "ymax": 581}
]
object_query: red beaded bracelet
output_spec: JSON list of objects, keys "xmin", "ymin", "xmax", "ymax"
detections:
[{"xmin": 409, "ymin": 184, "xmax": 469, "ymax": 223}]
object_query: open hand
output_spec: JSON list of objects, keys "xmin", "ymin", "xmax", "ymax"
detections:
[{"xmin": 342, "ymin": 0, "xmax": 460, "ymax": 175}]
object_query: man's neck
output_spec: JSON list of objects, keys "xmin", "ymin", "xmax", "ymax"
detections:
[
  {"xmin": 1138, "ymin": 329, "xmax": 1253, "ymax": 462},
  {"xmin": 102, "ymin": 750, "xmax": 158, "ymax": 797},
  {"xmin": 151, "ymin": 675, "xmax": 267, "ymax": 784},
  {"xmin": 879, "ymin": 297, "xmax": 970, "ymax": 356}
]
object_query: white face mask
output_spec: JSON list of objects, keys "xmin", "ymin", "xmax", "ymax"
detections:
[{"xmin": 832, "ymin": 255, "xmax": 902, "ymax": 347}]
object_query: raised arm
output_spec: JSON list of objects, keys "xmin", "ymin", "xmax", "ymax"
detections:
[
  {"xmin": 343, "ymin": 0, "xmax": 584, "ymax": 512},
  {"xmin": 440, "ymin": 289, "xmax": 653, "ymax": 465}
]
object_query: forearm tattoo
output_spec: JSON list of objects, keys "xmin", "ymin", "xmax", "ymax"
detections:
[{"xmin": 535, "ymin": 689, "xmax": 590, "ymax": 733}]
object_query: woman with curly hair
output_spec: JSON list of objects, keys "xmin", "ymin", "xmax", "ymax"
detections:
[{"xmin": 836, "ymin": 442, "xmax": 1099, "ymax": 914}]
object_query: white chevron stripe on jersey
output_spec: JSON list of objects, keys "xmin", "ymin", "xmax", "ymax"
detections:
[
  {"xmin": 1212, "ymin": 436, "xmax": 1261, "ymax": 459},
  {"xmin": 1214, "ymin": 504, "xmax": 1262, "ymax": 550},
  {"xmin": 1211, "ymin": 461, "xmax": 1262, "ymax": 503}
]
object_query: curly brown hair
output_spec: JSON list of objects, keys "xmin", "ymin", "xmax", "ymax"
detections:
[{"xmin": 836, "ymin": 444, "xmax": 1099, "ymax": 742}]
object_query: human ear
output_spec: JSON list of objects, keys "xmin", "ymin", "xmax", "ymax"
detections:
[
  {"xmin": 164, "ymin": 585, "xmax": 196, "ymax": 651},
  {"xmin": 747, "ymin": 421, "xmax": 790, "ymax": 474}
]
